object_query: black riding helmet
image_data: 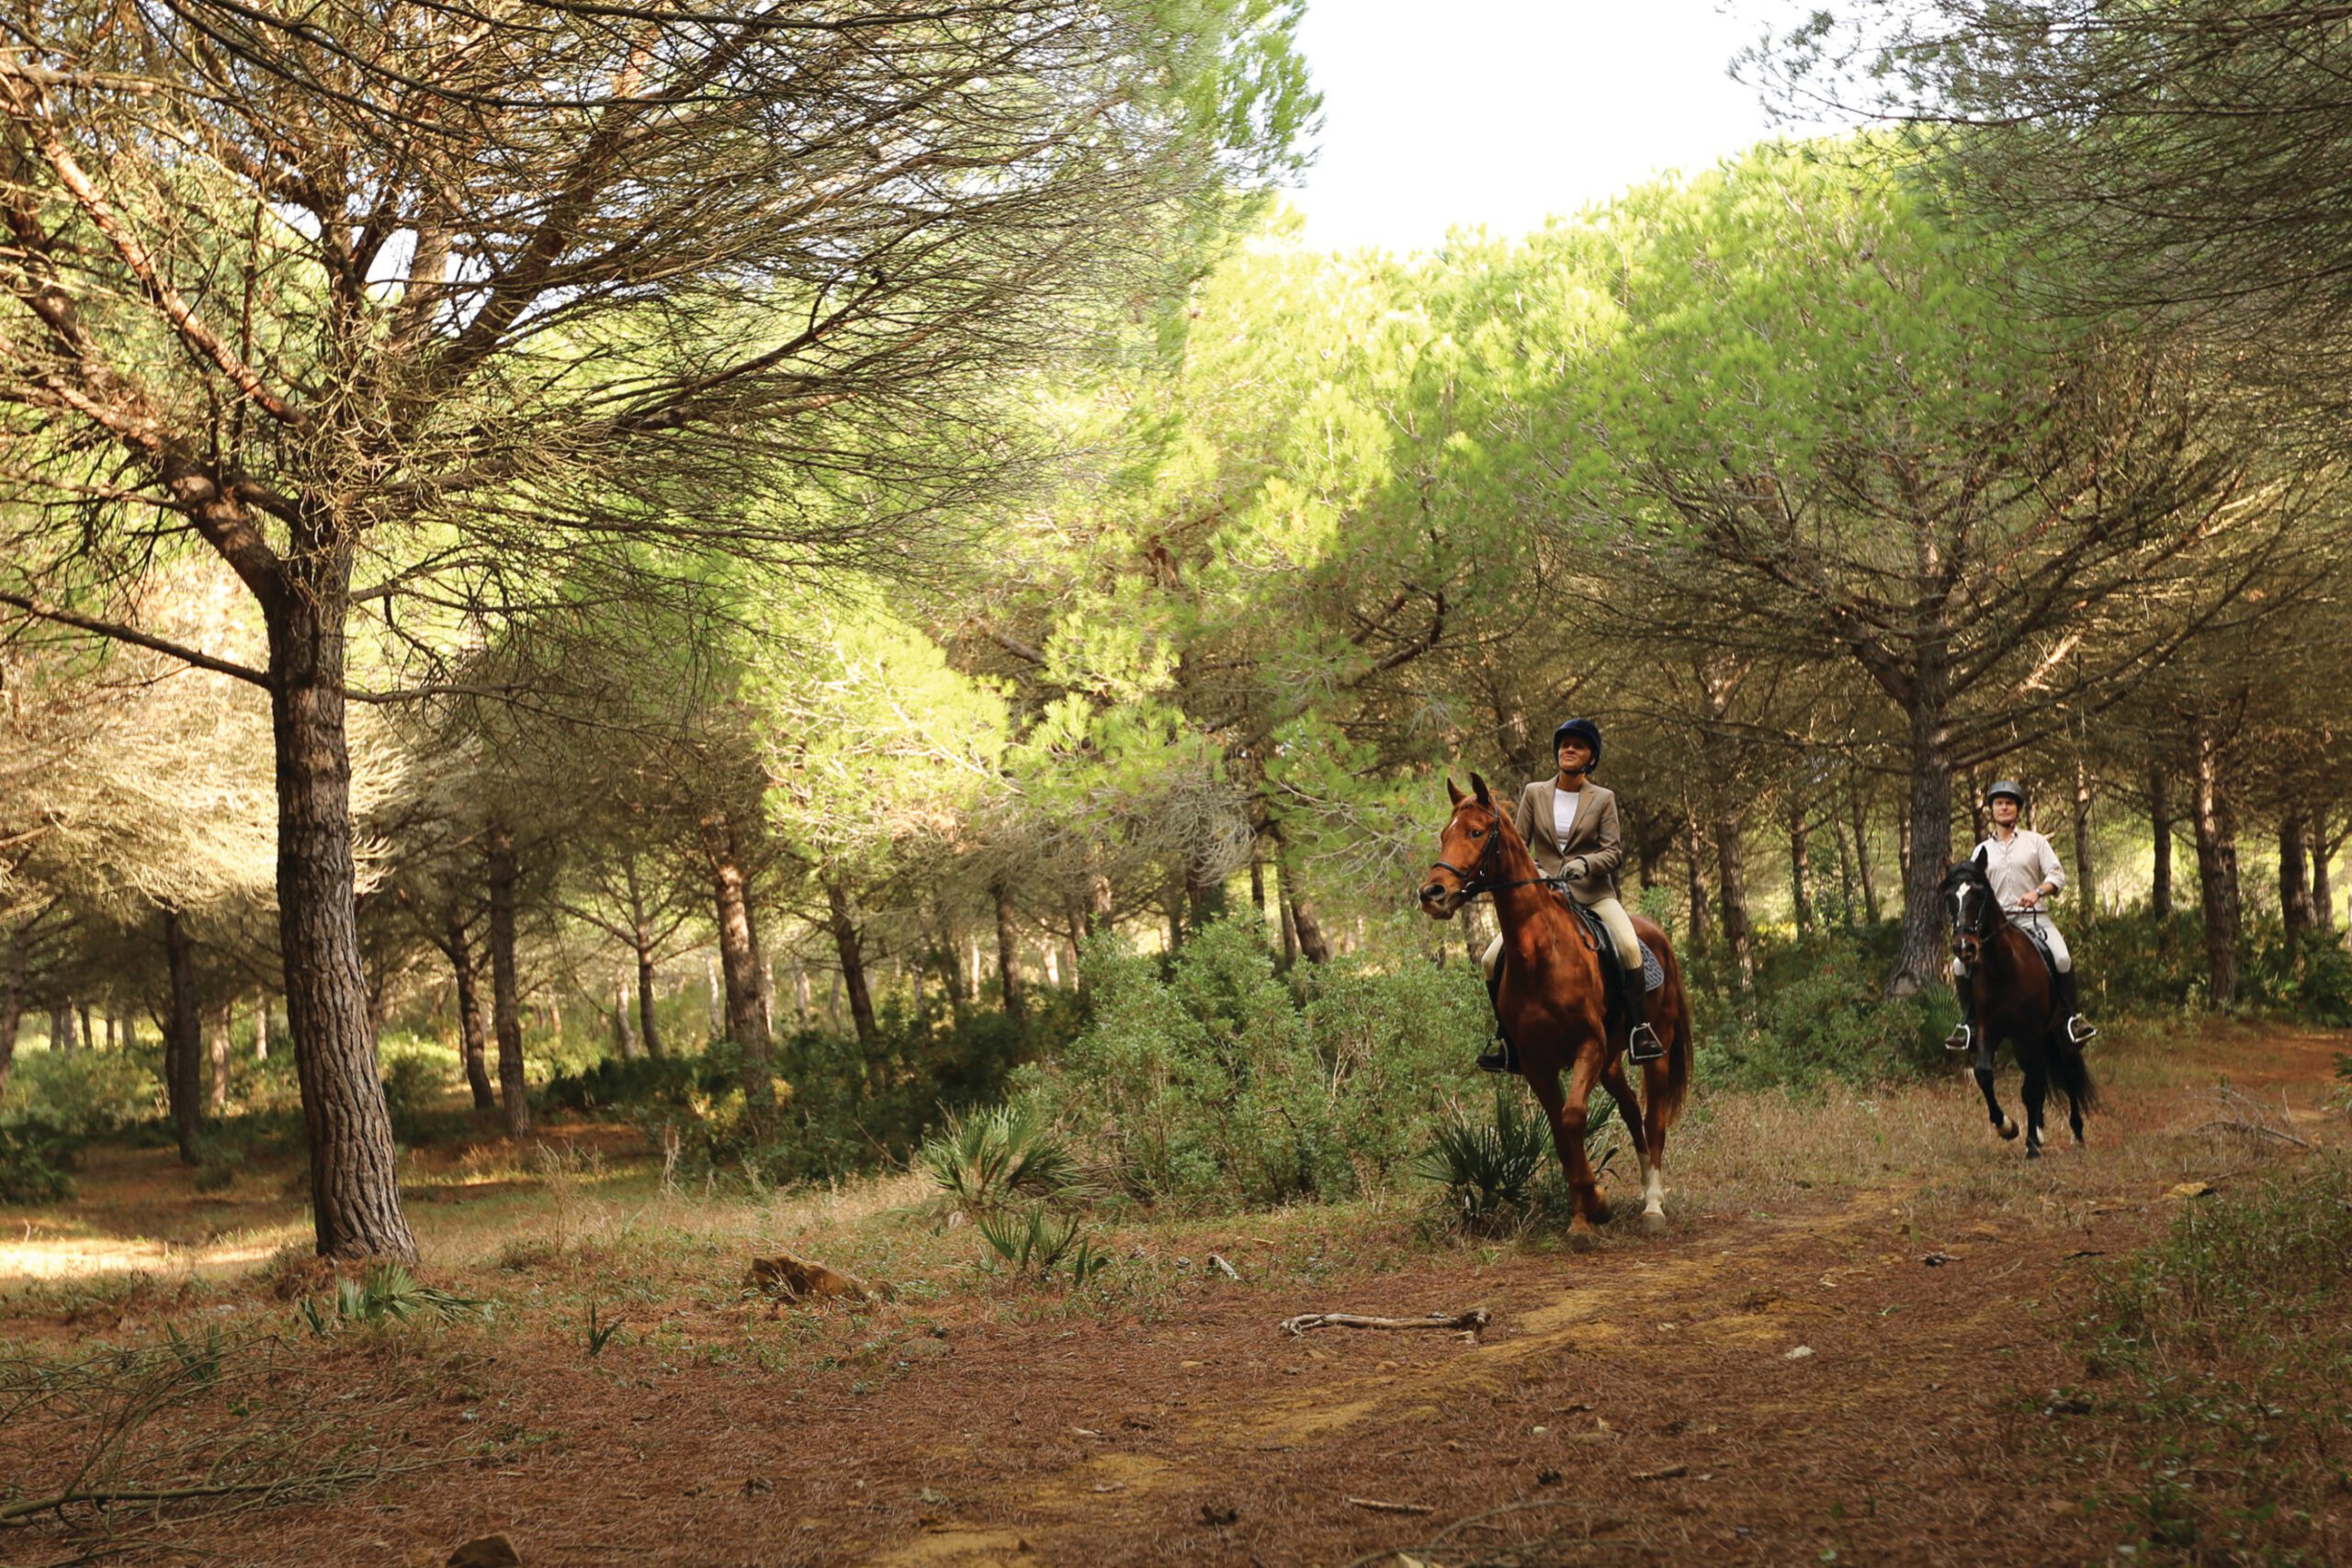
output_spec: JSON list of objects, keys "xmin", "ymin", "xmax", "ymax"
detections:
[
  {"xmin": 1984, "ymin": 779, "xmax": 2027, "ymax": 807},
  {"xmin": 1552, "ymin": 717, "xmax": 1603, "ymax": 771}
]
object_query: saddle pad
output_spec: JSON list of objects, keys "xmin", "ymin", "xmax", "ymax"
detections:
[{"xmin": 1566, "ymin": 901, "xmax": 1667, "ymax": 993}]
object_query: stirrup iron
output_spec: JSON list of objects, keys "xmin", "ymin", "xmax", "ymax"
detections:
[
  {"xmin": 1626, "ymin": 1022, "xmax": 1665, "ymax": 1064},
  {"xmin": 1944, "ymin": 1022, "xmax": 1973, "ymax": 1054},
  {"xmin": 2065, "ymin": 1014, "xmax": 2098, "ymax": 1045}
]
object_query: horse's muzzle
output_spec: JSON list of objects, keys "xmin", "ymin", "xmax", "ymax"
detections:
[{"xmin": 1418, "ymin": 880, "xmax": 1459, "ymax": 919}]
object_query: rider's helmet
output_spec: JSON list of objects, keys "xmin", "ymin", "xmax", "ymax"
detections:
[
  {"xmin": 1984, "ymin": 779, "xmax": 2028, "ymax": 807},
  {"xmin": 1552, "ymin": 717, "xmax": 1603, "ymax": 771}
]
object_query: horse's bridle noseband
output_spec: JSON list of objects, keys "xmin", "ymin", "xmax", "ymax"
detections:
[{"xmin": 1427, "ymin": 814, "xmax": 1559, "ymax": 899}]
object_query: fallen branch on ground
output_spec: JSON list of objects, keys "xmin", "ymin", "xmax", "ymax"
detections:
[
  {"xmin": 1346, "ymin": 1496, "xmax": 1436, "ymax": 1515},
  {"xmin": 1280, "ymin": 1309, "xmax": 1489, "ymax": 1339}
]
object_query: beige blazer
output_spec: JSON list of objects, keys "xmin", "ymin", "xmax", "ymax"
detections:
[{"xmin": 1513, "ymin": 779, "xmax": 1624, "ymax": 906}]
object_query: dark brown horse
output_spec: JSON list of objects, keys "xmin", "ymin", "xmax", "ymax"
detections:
[
  {"xmin": 1943, "ymin": 859, "xmax": 2097, "ymax": 1158},
  {"xmin": 1418, "ymin": 773, "xmax": 1694, "ymax": 1235}
]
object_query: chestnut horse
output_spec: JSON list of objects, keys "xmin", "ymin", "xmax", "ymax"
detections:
[
  {"xmin": 1418, "ymin": 773, "xmax": 1693, "ymax": 1235},
  {"xmin": 1943, "ymin": 859, "xmax": 2097, "ymax": 1158}
]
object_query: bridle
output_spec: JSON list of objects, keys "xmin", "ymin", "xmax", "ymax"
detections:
[
  {"xmin": 1949, "ymin": 874, "xmax": 1993, "ymax": 964},
  {"xmin": 1428, "ymin": 810, "xmax": 1560, "ymax": 899}
]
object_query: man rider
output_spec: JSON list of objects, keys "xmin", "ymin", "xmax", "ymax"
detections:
[
  {"xmin": 1478, "ymin": 717, "xmax": 1665, "ymax": 1072},
  {"xmin": 1949, "ymin": 779, "xmax": 2098, "ymax": 1053}
]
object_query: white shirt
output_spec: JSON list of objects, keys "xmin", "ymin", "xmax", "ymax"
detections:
[
  {"xmin": 1553, "ymin": 784, "xmax": 1581, "ymax": 846},
  {"xmin": 1976, "ymin": 829, "xmax": 2065, "ymax": 912}
]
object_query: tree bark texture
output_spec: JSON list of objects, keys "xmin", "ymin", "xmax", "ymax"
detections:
[
  {"xmin": 1788, "ymin": 801, "xmax": 1813, "ymax": 937},
  {"xmin": 1682, "ymin": 816, "xmax": 1712, "ymax": 954},
  {"xmin": 825, "ymin": 878, "xmax": 880, "ymax": 1056},
  {"xmin": 1849, "ymin": 790, "xmax": 1879, "ymax": 925},
  {"xmin": 162, "ymin": 908, "xmax": 203, "ymax": 1165},
  {"xmin": 207, "ymin": 1002, "xmax": 232, "ymax": 1114},
  {"xmin": 612, "ymin": 969, "xmax": 639, "ymax": 1060},
  {"xmin": 1888, "ymin": 698, "xmax": 1956, "ymax": 999},
  {"xmin": 0, "ymin": 925, "xmax": 27, "ymax": 1110},
  {"xmin": 1276, "ymin": 838, "xmax": 1332, "ymax": 964},
  {"xmin": 700, "ymin": 811, "xmax": 772, "ymax": 1096},
  {"xmin": 1713, "ymin": 804, "xmax": 1755, "ymax": 992},
  {"xmin": 254, "ymin": 994, "xmax": 269, "ymax": 1061},
  {"xmin": 2191, "ymin": 718, "xmax": 2241, "ymax": 1007},
  {"xmin": 47, "ymin": 1001, "xmax": 75, "ymax": 1054},
  {"xmin": 2149, "ymin": 768, "xmax": 2174, "ymax": 924},
  {"xmin": 636, "ymin": 946, "xmax": 663, "ymax": 1058},
  {"xmin": 486, "ymin": 825, "xmax": 531, "ymax": 1138},
  {"xmin": 267, "ymin": 572, "xmax": 416, "ymax": 1258},
  {"xmin": 2278, "ymin": 816, "xmax": 2312, "ymax": 934},
  {"xmin": 993, "ymin": 879, "xmax": 1026, "ymax": 1033},
  {"xmin": 2314, "ymin": 829, "xmax": 2336, "ymax": 936},
  {"xmin": 2072, "ymin": 755, "xmax": 2098, "ymax": 919},
  {"xmin": 446, "ymin": 924, "xmax": 495, "ymax": 1111}
]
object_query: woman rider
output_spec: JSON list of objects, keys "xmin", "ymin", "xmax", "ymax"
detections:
[
  {"xmin": 1478, "ymin": 717, "xmax": 1664, "ymax": 1071},
  {"xmin": 1949, "ymin": 779, "xmax": 2098, "ymax": 1052}
]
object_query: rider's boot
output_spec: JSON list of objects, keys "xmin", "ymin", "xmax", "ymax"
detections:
[
  {"xmin": 1477, "ymin": 966, "xmax": 1518, "ymax": 1074},
  {"xmin": 1626, "ymin": 986, "xmax": 1666, "ymax": 1065},
  {"xmin": 1945, "ymin": 987, "xmax": 1973, "ymax": 1053},
  {"xmin": 2055, "ymin": 969, "xmax": 2098, "ymax": 1045}
]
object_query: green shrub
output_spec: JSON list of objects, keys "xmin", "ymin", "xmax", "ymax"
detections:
[
  {"xmin": 1419, "ymin": 1086, "xmax": 1618, "ymax": 1229},
  {"xmin": 0, "ymin": 1121, "xmax": 76, "ymax": 1203},
  {"xmin": 1693, "ymin": 927, "xmax": 1935, "ymax": 1091},
  {"xmin": 1018, "ymin": 918, "xmax": 1489, "ymax": 1210},
  {"xmin": 1, "ymin": 1045, "xmax": 162, "ymax": 1138}
]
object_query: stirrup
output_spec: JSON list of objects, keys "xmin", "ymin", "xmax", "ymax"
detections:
[
  {"xmin": 1476, "ymin": 1042, "xmax": 1517, "ymax": 1074},
  {"xmin": 2065, "ymin": 1014, "xmax": 2098, "ymax": 1046},
  {"xmin": 1626, "ymin": 1022, "xmax": 1665, "ymax": 1064},
  {"xmin": 1944, "ymin": 1022, "xmax": 1973, "ymax": 1054}
]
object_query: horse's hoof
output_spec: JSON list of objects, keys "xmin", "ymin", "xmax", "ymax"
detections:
[
  {"xmin": 1998, "ymin": 1117, "xmax": 2018, "ymax": 1141},
  {"xmin": 1640, "ymin": 1210, "xmax": 1668, "ymax": 1236},
  {"xmin": 2025, "ymin": 1144, "xmax": 2041, "ymax": 1161}
]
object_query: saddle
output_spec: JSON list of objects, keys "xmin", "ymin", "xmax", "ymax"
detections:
[
  {"xmin": 2011, "ymin": 919, "xmax": 2062, "ymax": 982},
  {"xmin": 1564, "ymin": 895, "xmax": 1666, "ymax": 1005}
]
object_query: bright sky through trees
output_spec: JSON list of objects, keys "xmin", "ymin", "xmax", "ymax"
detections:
[{"xmin": 1291, "ymin": 0, "xmax": 1844, "ymax": 252}]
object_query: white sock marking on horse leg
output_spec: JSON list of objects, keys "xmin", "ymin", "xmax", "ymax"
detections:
[{"xmin": 1643, "ymin": 1160, "xmax": 1665, "ymax": 1216}]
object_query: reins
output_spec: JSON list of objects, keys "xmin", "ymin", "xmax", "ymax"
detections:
[{"xmin": 1428, "ymin": 812, "xmax": 1600, "ymax": 950}]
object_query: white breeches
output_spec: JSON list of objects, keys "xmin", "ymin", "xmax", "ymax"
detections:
[
  {"xmin": 1951, "ymin": 911, "xmax": 2071, "ymax": 978},
  {"xmin": 1483, "ymin": 897, "xmax": 1642, "ymax": 977},
  {"xmin": 2012, "ymin": 909, "xmax": 2071, "ymax": 972}
]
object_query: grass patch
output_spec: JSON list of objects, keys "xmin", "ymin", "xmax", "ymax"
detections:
[{"xmin": 2050, "ymin": 1159, "xmax": 2352, "ymax": 1564}]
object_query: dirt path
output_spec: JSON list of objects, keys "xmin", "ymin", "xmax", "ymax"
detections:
[{"xmin": 5, "ymin": 1028, "xmax": 2346, "ymax": 1567}]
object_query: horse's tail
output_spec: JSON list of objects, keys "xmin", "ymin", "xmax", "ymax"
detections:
[
  {"xmin": 2053, "ymin": 1035, "xmax": 2098, "ymax": 1116},
  {"xmin": 1655, "ymin": 946, "xmax": 1695, "ymax": 1129}
]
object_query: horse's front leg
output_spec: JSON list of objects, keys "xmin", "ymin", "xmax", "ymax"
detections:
[
  {"xmin": 1973, "ymin": 1051, "xmax": 2018, "ymax": 1142},
  {"xmin": 1530, "ymin": 1053, "xmax": 1609, "ymax": 1234},
  {"xmin": 1598, "ymin": 1056, "xmax": 1666, "ymax": 1235}
]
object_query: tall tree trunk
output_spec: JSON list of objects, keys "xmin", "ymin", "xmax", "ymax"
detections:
[
  {"xmin": 162, "ymin": 908, "xmax": 203, "ymax": 1164},
  {"xmin": 2149, "ymin": 768, "xmax": 2174, "ymax": 924},
  {"xmin": 789, "ymin": 956, "xmax": 811, "ymax": 1032},
  {"xmin": 0, "ymin": 925, "xmax": 27, "ymax": 1109},
  {"xmin": 1250, "ymin": 855, "xmax": 1267, "ymax": 925},
  {"xmin": 1850, "ymin": 788, "xmax": 1880, "ymax": 924},
  {"xmin": 704, "ymin": 953, "xmax": 723, "ymax": 1036},
  {"xmin": 1274, "ymin": 835, "xmax": 1332, "ymax": 964},
  {"xmin": 1164, "ymin": 868, "xmax": 1186, "ymax": 953},
  {"xmin": 635, "ymin": 942, "xmax": 662, "ymax": 1058},
  {"xmin": 253, "ymin": 994, "xmax": 269, "ymax": 1061},
  {"xmin": 446, "ymin": 923, "xmax": 495, "ymax": 1111},
  {"xmin": 824, "ymin": 878, "xmax": 880, "ymax": 1056},
  {"xmin": 1888, "ymin": 696, "xmax": 1955, "ymax": 999},
  {"xmin": 207, "ymin": 1002, "xmax": 232, "ymax": 1114},
  {"xmin": 1184, "ymin": 854, "xmax": 1227, "ymax": 935},
  {"xmin": 1682, "ymin": 814, "xmax": 1712, "ymax": 954},
  {"xmin": 2313, "ymin": 819, "xmax": 2338, "ymax": 936},
  {"xmin": 612, "ymin": 967, "xmax": 639, "ymax": 1060},
  {"xmin": 2072, "ymin": 755, "xmax": 2098, "ymax": 921},
  {"xmin": 993, "ymin": 879, "xmax": 1026, "ymax": 1034},
  {"xmin": 1829, "ymin": 799, "xmax": 1856, "ymax": 928},
  {"xmin": 2279, "ymin": 815, "xmax": 2312, "ymax": 935},
  {"xmin": 1788, "ymin": 800, "xmax": 1813, "ymax": 937},
  {"xmin": 1713, "ymin": 802, "xmax": 1755, "ymax": 992},
  {"xmin": 700, "ymin": 811, "xmax": 772, "ymax": 1097},
  {"xmin": 2191, "ymin": 717, "xmax": 2241, "ymax": 1006},
  {"xmin": 49, "ymin": 1000, "xmax": 75, "ymax": 1054},
  {"xmin": 267, "ymin": 570, "xmax": 415, "ymax": 1258},
  {"xmin": 486, "ymin": 825, "xmax": 531, "ymax": 1138}
]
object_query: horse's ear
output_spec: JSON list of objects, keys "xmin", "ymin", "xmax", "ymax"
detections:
[
  {"xmin": 1972, "ymin": 843, "xmax": 1989, "ymax": 872},
  {"xmin": 1446, "ymin": 777, "xmax": 1464, "ymax": 807},
  {"xmin": 1469, "ymin": 772, "xmax": 1493, "ymax": 807}
]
